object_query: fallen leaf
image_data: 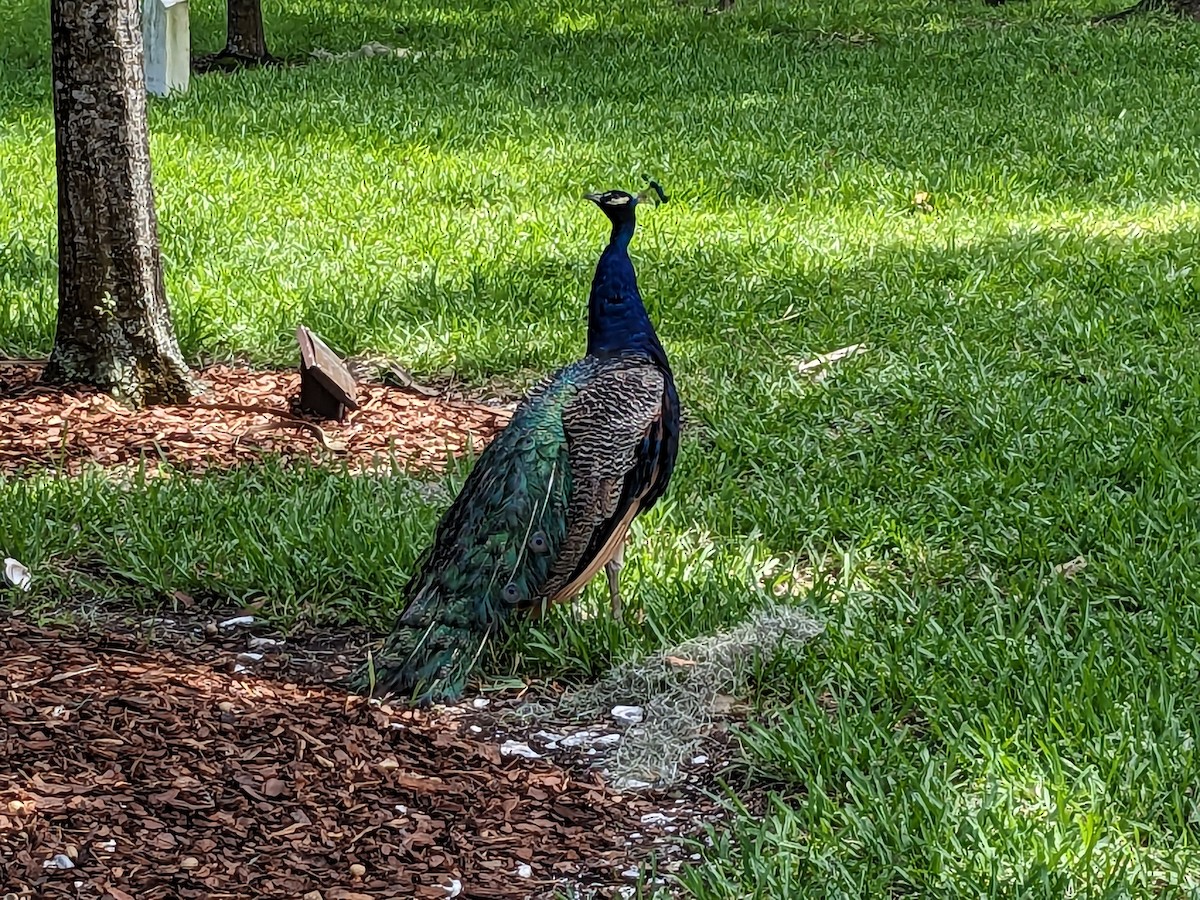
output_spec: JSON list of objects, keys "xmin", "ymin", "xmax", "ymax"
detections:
[{"xmin": 1053, "ymin": 555, "xmax": 1088, "ymax": 579}]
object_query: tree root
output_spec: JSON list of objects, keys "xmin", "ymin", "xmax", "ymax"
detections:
[
  {"xmin": 1093, "ymin": 0, "xmax": 1200, "ymax": 23},
  {"xmin": 192, "ymin": 49, "xmax": 289, "ymax": 74}
]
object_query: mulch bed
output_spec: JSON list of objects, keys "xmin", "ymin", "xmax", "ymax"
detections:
[
  {"xmin": 0, "ymin": 362, "xmax": 511, "ymax": 477},
  {"xmin": 0, "ymin": 618, "xmax": 679, "ymax": 899}
]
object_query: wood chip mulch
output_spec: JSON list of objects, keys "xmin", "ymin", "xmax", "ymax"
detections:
[
  {"xmin": 0, "ymin": 619, "xmax": 663, "ymax": 899},
  {"xmin": 0, "ymin": 362, "xmax": 512, "ymax": 477}
]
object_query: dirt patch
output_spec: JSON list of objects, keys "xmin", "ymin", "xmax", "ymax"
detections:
[
  {"xmin": 0, "ymin": 616, "xmax": 731, "ymax": 899},
  {"xmin": 0, "ymin": 362, "xmax": 511, "ymax": 477}
]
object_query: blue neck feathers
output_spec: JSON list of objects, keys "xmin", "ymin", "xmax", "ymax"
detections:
[{"xmin": 586, "ymin": 218, "xmax": 669, "ymax": 368}]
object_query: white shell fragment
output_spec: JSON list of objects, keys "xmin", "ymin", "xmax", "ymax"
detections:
[
  {"xmin": 248, "ymin": 636, "xmax": 284, "ymax": 651},
  {"xmin": 516, "ymin": 863, "xmax": 532, "ymax": 878},
  {"xmin": 499, "ymin": 740, "xmax": 541, "ymax": 759},
  {"xmin": 3, "ymin": 557, "xmax": 32, "ymax": 591},
  {"xmin": 218, "ymin": 615, "xmax": 255, "ymax": 629},
  {"xmin": 43, "ymin": 854, "xmax": 75, "ymax": 870},
  {"xmin": 560, "ymin": 730, "xmax": 597, "ymax": 748},
  {"xmin": 442, "ymin": 878, "xmax": 463, "ymax": 897},
  {"xmin": 640, "ymin": 812, "xmax": 675, "ymax": 826},
  {"xmin": 233, "ymin": 651, "xmax": 264, "ymax": 674},
  {"xmin": 611, "ymin": 705, "xmax": 644, "ymax": 725}
]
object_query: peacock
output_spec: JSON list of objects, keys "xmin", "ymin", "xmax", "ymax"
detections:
[{"xmin": 353, "ymin": 182, "xmax": 680, "ymax": 704}]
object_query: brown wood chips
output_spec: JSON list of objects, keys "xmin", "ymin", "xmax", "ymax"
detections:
[
  {"xmin": 0, "ymin": 621, "xmax": 653, "ymax": 899},
  {"xmin": 0, "ymin": 363, "xmax": 510, "ymax": 477}
]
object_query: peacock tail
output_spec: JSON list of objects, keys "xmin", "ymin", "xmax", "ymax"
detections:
[{"xmin": 353, "ymin": 185, "xmax": 679, "ymax": 704}]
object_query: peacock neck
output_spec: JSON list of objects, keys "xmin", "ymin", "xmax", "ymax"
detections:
[{"xmin": 586, "ymin": 219, "xmax": 669, "ymax": 369}]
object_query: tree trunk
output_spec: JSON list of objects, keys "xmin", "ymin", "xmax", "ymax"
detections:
[
  {"xmin": 224, "ymin": 0, "xmax": 269, "ymax": 59},
  {"xmin": 46, "ymin": 0, "xmax": 196, "ymax": 408},
  {"xmin": 194, "ymin": 0, "xmax": 278, "ymax": 71}
]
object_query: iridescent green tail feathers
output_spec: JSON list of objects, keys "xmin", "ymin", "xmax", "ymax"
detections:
[
  {"xmin": 355, "ymin": 588, "xmax": 494, "ymax": 705},
  {"xmin": 350, "ymin": 377, "xmax": 577, "ymax": 704}
]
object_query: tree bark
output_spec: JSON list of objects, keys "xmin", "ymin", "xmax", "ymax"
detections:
[
  {"xmin": 46, "ymin": 0, "xmax": 196, "ymax": 407},
  {"xmin": 224, "ymin": 0, "xmax": 269, "ymax": 59},
  {"xmin": 195, "ymin": 0, "xmax": 279, "ymax": 71}
]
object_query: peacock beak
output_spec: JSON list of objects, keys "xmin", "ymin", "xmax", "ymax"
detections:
[{"xmin": 583, "ymin": 192, "xmax": 604, "ymax": 205}]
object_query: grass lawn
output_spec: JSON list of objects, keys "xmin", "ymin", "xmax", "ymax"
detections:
[{"xmin": 5, "ymin": 0, "xmax": 1200, "ymax": 894}]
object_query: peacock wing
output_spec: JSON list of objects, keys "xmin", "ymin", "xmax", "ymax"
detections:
[{"xmin": 545, "ymin": 358, "xmax": 669, "ymax": 603}]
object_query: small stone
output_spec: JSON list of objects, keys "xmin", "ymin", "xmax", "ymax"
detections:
[
  {"xmin": 378, "ymin": 757, "xmax": 400, "ymax": 770},
  {"xmin": 394, "ymin": 804, "xmax": 408, "ymax": 814},
  {"xmin": 691, "ymin": 754, "xmax": 709, "ymax": 765},
  {"xmin": 500, "ymin": 740, "xmax": 541, "ymax": 759},
  {"xmin": 204, "ymin": 622, "xmax": 219, "ymax": 637},
  {"xmin": 592, "ymin": 733, "xmax": 621, "ymax": 747},
  {"xmin": 217, "ymin": 701, "xmax": 235, "ymax": 713},
  {"xmin": 640, "ymin": 812, "xmax": 675, "ymax": 826},
  {"xmin": 472, "ymin": 697, "xmax": 490, "ymax": 709},
  {"xmin": 303, "ymin": 892, "xmax": 323, "ymax": 900},
  {"xmin": 560, "ymin": 730, "xmax": 596, "ymax": 748},
  {"xmin": 180, "ymin": 857, "xmax": 199, "ymax": 869},
  {"xmin": 350, "ymin": 863, "xmax": 366, "ymax": 878},
  {"xmin": 7, "ymin": 800, "xmax": 24, "ymax": 814},
  {"xmin": 218, "ymin": 615, "xmax": 255, "ymax": 629},
  {"xmin": 97, "ymin": 839, "xmax": 117, "ymax": 852},
  {"xmin": 248, "ymin": 636, "xmax": 283, "ymax": 651},
  {"xmin": 469, "ymin": 725, "xmax": 482, "ymax": 734},
  {"xmin": 515, "ymin": 863, "xmax": 532, "ymax": 877},
  {"xmin": 621, "ymin": 865, "xmax": 640, "ymax": 880},
  {"xmin": 43, "ymin": 854, "xmax": 75, "ymax": 870},
  {"xmin": 236, "ymin": 651, "xmax": 263, "ymax": 665},
  {"xmin": 442, "ymin": 878, "xmax": 463, "ymax": 897},
  {"xmin": 611, "ymin": 705, "xmax": 644, "ymax": 725}
]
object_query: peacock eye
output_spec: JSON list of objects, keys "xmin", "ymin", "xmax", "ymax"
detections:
[
  {"xmin": 502, "ymin": 581, "xmax": 521, "ymax": 604},
  {"xmin": 529, "ymin": 531, "xmax": 548, "ymax": 553}
]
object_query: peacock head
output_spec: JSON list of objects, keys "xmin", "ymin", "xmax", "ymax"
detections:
[
  {"xmin": 584, "ymin": 189, "xmax": 638, "ymax": 224},
  {"xmin": 585, "ymin": 179, "xmax": 669, "ymax": 225}
]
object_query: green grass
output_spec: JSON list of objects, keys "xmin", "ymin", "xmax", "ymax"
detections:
[{"xmin": 6, "ymin": 0, "xmax": 1200, "ymax": 894}]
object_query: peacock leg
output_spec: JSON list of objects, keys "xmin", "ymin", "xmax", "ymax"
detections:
[{"xmin": 605, "ymin": 540, "xmax": 625, "ymax": 622}]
